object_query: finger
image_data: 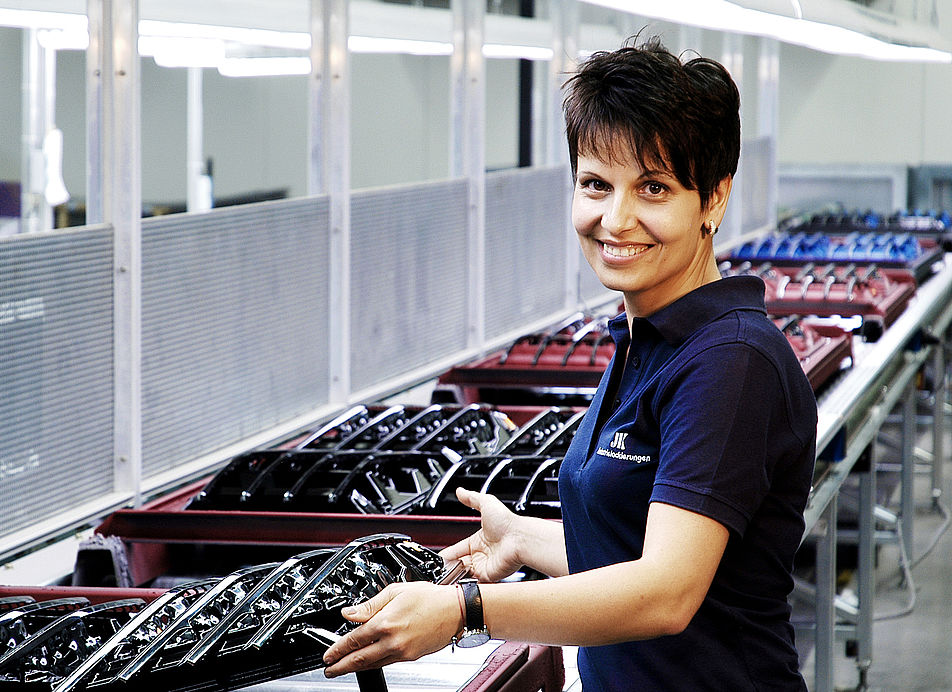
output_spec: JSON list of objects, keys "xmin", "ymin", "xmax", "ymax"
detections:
[
  {"xmin": 455, "ymin": 486, "xmax": 482, "ymax": 510},
  {"xmin": 438, "ymin": 536, "xmax": 474, "ymax": 563},
  {"xmin": 438, "ymin": 489, "xmax": 484, "ymax": 562},
  {"xmin": 323, "ymin": 622, "xmax": 379, "ymax": 672},
  {"xmin": 324, "ymin": 635, "xmax": 392, "ymax": 678},
  {"xmin": 339, "ymin": 586, "xmax": 398, "ymax": 624}
]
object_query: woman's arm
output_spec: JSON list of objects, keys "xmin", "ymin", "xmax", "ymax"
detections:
[
  {"xmin": 480, "ymin": 502, "xmax": 728, "ymax": 645},
  {"xmin": 322, "ymin": 501, "xmax": 728, "ymax": 675},
  {"xmin": 438, "ymin": 488, "xmax": 569, "ymax": 580}
]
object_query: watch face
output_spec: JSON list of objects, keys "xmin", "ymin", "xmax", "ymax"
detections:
[{"xmin": 456, "ymin": 629, "xmax": 491, "ymax": 648}]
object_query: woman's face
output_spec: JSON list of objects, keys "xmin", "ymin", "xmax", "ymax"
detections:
[{"xmin": 572, "ymin": 149, "xmax": 727, "ymax": 318}]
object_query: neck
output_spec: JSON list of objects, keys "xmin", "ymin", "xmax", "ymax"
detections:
[{"xmin": 624, "ymin": 257, "xmax": 721, "ymax": 325}]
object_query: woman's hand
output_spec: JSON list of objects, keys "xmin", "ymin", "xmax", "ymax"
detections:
[
  {"xmin": 438, "ymin": 488, "xmax": 527, "ymax": 583},
  {"xmin": 322, "ymin": 582, "xmax": 461, "ymax": 677}
]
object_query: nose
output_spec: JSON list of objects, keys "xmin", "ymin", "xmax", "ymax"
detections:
[{"xmin": 602, "ymin": 190, "xmax": 638, "ymax": 234}]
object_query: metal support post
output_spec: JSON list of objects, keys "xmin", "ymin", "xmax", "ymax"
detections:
[
  {"xmin": 186, "ymin": 67, "xmax": 210, "ymax": 212},
  {"xmin": 901, "ymin": 376, "xmax": 917, "ymax": 554},
  {"xmin": 855, "ymin": 447, "xmax": 876, "ymax": 686},
  {"xmin": 546, "ymin": 0, "xmax": 575, "ymax": 168},
  {"xmin": 932, "ymin": 339, "xmax": 946, "ymax": 505},
  {"xmin": 757, "ymin": 36, "xmax": 779, "ymax": 232},
  {"xmin": 86, "ymin": 1, "xmax": 104, "ymax": 225},
  {"xmin": 88, "ymin": 0, "xmax": 143, "ymax": 503},
  {"xmin": 719, "ymin": 32, "xmax": 743, "ymax": 242},
  {"xmin": 530, "ymin": 58, "xmax": 546, "ymax": 170},
  {"xmin": 813, "ymin": 497, "xmax": 837, "ymax": 692},
  {"xmin": 311, "ymin": 0, "xmax": 351, "ymax": 403},
  {"xmin": 451, "ymin": 0, "xmax": 485, "ymax": 351},
  {"xmin": 549, "ymin": 0, "xmax": 578, "ymax": 310},
  {"xmin": 20, "ymin": 29, "xmax": 55, "ymax": 233}
]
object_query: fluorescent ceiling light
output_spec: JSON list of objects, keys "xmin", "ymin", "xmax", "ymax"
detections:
[
  {"xmin": 483, "ymin": 44, "xmax": 554, "ymax": 60},
  {"xmin": 139, "ymin": 36, "xmax": 224, "ymax": 68},
  {"xmin": 217, "ymin": 56, "xmax": 311, "ymax": 77},
  {"xmin": 37, "ymin": 27, "xmax": 87, "ymax": 50},
  {"xmin": 0, "ymin": 8, "xmax": 85, "ymax": 32},
  {"xmin": 584, "ymin": 0, "xmax": 952, "ymax": 62},
  {"xmin": 348, "ymin": 37, "xmax": 553, "ymax": 60},
  {"xmin": 348, "ymin": 36, "xmax": 452, "ymax": 56},
  {"xmin": 216, "ymin": 39, "xmax": 554, "ymax": 77},
  {"xmin": 139, "ymin": 19, "xmax": 309, "ymax": 51}
]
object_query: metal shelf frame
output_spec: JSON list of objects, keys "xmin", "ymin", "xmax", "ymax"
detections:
[{"xmin": 803, "ymin": 256, "xmax": 952, "ymax": 692}]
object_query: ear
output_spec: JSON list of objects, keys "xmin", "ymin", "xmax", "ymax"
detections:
[{"xmin": 704, "ymin": 175, "xmax": 733, "ymax": 226}]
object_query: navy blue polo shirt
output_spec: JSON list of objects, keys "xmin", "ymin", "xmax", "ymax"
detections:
[{"xmin": 559, "ymin": 276, "xmax": 816, "ymax": 691}]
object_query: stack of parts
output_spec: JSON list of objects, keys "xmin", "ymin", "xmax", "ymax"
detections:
[
  {"xmin": 719, "ymin": 260, "xmax": 915, "ymax": 338},
  {"xmin": 772, "ymin": 317, "xmax": 853, "ymax": 393},
  {"xmin": 728, "ymin": 230, "xmax": 942, "ymax": 283},
  {"xmin": 188, "ymin": 405, "xmax": 581, "ymax": 519},
  {"xmin": 782, "ymin": 209, "xmax": 952, "ymax": 248},
  {"xmin": 440, "ymin": 298, "xmax": 855, "ymax": 406},
  {"xmin": 0, "ymin": 535, "xmax": 455, "ymax": 692},
  {"xmin": 434, "ymin": 312, "xmax": 618, "ymax": 406}
]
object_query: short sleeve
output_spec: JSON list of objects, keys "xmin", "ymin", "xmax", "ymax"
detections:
[{"xmin": 650, "ymin": 341, "xmax": 789, "ymax": 536}]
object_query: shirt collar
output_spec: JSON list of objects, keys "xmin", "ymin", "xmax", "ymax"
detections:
[{"xmin": 608, "ymin": 276, "xmax": 767, "ymax": 347}]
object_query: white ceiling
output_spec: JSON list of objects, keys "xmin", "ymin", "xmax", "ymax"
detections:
[{"xmin": 0, "ymin": 0, "xmax": 948, "ymax": 57}]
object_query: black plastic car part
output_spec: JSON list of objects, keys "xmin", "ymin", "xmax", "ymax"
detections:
[{"xmin": 39, "ymin": 534, "xmax": 459, "ymax": 692}]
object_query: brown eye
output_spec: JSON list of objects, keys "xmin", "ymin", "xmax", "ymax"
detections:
[
  {"xmin": 645, "ymin": 182, "xmax": 666, "ymax": 195},
  {"xmin": 582, "ymin": 178, "xmax": 609, "ymax": 192}
]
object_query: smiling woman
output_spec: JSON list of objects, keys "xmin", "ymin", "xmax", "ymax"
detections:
[
  {"xmin": 321, "ymin": 37, "xmax": 817, "ymax": 692},
  {"xmin": 565, "ymin": 38, "xmax": 740, "ymax": 319},
  {"xmin": 571, "ymin": 154, "xmax": 731, "ymax": 317}
]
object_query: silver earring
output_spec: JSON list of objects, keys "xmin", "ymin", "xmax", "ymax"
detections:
[{"xmin": 706, "ymin": 221, "xmax": 719, "ymax": 236}]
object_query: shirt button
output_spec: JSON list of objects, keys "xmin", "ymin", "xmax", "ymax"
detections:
[
  {"xmin": 613, "ymin": 397, "xmax": 621, "ymax": 408},
  {"xmin": 631, "ymin": 356, "xmax": 641, "ymax": 368}
]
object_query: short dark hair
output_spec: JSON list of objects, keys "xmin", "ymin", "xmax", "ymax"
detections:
[{"xmin": 563, "ymin": 36, "xmax": 740, "ymax": 209}]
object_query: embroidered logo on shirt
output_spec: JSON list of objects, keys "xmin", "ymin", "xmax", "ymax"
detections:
[{"xmin": 595, "ymin": 431, "xmax": 653, "ymax": 464}]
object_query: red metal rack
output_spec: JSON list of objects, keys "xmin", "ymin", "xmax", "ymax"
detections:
[{"xmin": 744, "ymin": 263, "xmax": 915, "ymax": 329}]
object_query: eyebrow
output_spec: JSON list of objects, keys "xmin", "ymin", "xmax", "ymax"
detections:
[{"xmin": 640, "ymin": 168, "xmax": 676, "ymax": 180}]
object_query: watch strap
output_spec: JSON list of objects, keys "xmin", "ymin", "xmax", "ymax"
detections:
[{"xmin": 461, "ymin": 580, "xmax": 484, "ymax": 632}]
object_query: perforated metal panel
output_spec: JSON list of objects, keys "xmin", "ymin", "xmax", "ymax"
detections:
[
  {"xmin": 0, "ymin": 227, "xmax": 114, "ymax": 539},
  {"xmin": 484, "ymin": 166, "xmax": 571, "ymax": 340},
  {"xmin": 350, "ymin": 181, "xmax": 469, "ymax": 391},
  {"xmin": 141, "ymin": 198, "xmax": 331, "ymax": 477}
]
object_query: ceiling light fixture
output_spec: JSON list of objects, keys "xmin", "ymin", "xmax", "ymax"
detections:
[
  {"xmin": 583, "ymin": 0, "xmax": 952, "ymax": 63},
  {"xmin": 217, "ymin": 56, "xmax": 311, "ymax": 77},
  {"xmin": 348, "ymin": 36, "xmax": 452, "ymax": 56},
  {"xmin": 138, "ymin": 36, "xmax": 224, "ymax": 68},
  {"xmin": 0, "ymin": 8, "xmax": 85, "ymax": 32},
  {"xmin": 483, "ymin": 44, "xmax": 554, "ymax": 60}
]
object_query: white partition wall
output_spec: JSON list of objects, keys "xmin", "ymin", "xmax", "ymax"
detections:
[
  {"xmin": 0, "ymin": 227, "xmax": 115, "ymax": 551},
  {"xmin": 140, "ymin": 197, "xmax": 332, "ymax": 478},
  {"xmin": 484, "ymin": 166, "xmax": 572, "ymax": 341},
  {"xmin": 349, "ymin": 180, "xmax": 470, "ymax": 393}
]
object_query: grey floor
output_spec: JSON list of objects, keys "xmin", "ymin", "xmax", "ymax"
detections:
[{"xmin": 797, "ymin": 413, "xmax": 952, "ymax": 692}]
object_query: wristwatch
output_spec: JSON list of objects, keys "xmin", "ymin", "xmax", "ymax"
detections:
[{"xmin": 452, "ymin": 578, "xmax": 490, "ymax": 648}]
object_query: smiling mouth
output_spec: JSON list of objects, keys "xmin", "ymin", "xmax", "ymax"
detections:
[{"xmin": 599, "ymin": 241, "xmax": 652, "ymax": 258}]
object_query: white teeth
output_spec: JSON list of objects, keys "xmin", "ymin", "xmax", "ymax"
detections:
[{"xmin": 601, "ymin": 243, "xmax": 649, "ymax": 258}]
